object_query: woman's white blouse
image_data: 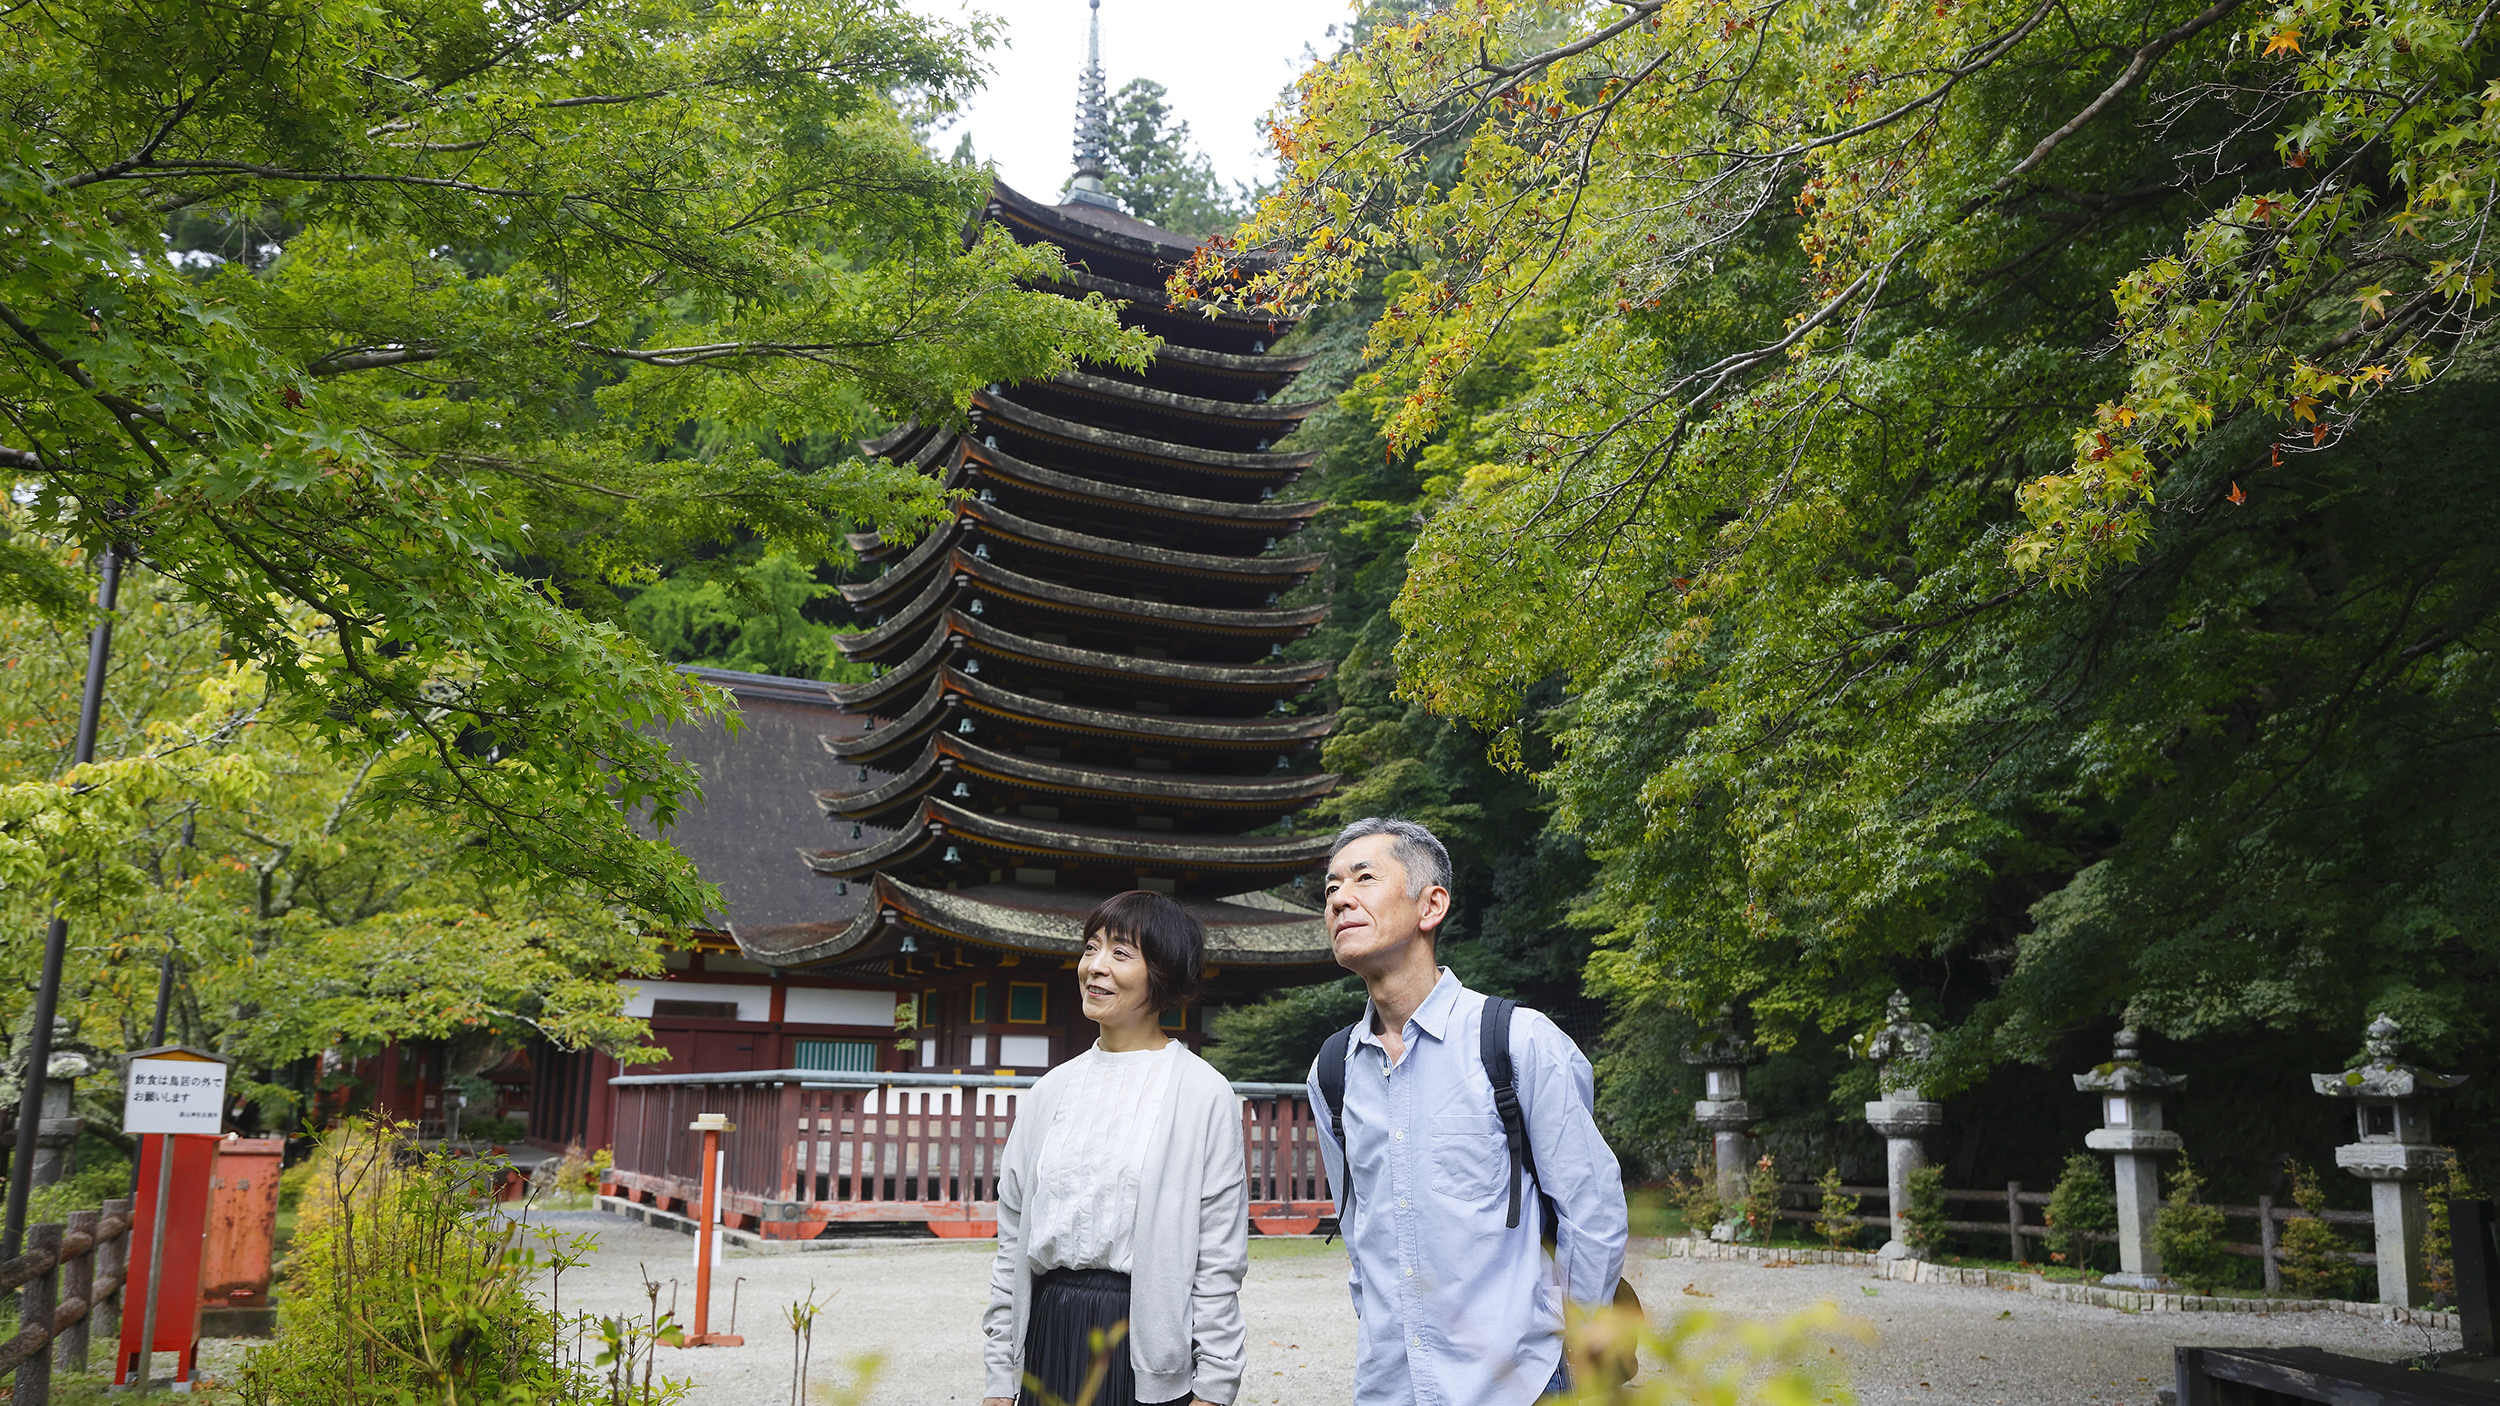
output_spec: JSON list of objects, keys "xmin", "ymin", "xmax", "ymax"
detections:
[{"xmin": 1024, "ymin": 1041, "xmax": 1184, "ymax": 1274}]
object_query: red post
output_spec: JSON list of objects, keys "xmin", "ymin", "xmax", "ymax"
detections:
[{"xmin": 677, "ymin": 1112, "xmax": 742, "ymax": 1348}]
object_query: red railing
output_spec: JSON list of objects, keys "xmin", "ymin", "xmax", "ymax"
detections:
[{"xmin": 605, "ymin": 1070, "xmax": 1334, "ymax": 1240}]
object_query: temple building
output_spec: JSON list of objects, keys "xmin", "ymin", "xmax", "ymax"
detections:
[{"xmin": 527, "ymin": 8, "xmax": 1338, "ymax": 1148}]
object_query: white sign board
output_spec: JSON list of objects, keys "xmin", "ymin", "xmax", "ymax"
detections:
[{"xmin": 123, "ymin": 1058, "xmax": 228, "ymax": 1135}]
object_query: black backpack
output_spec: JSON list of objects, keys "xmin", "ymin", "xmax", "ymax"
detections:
[{"xmin": 1313, "ymin": 995, "xmax": 1558, "ymax": 1236}]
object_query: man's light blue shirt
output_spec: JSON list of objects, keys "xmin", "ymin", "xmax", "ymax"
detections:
[{"xmin": 1307, "ymin": 970, "xmax": 1628, "ymax": 1406}]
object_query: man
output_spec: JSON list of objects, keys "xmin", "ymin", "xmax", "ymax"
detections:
[{"xmin": 1307, "ymin": 817, "xmax": 1628, "ymax": 1406}]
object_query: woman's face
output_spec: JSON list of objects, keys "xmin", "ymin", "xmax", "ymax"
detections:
[{"xmin": 1078, "ymin": 926, "xmax": 1158, "ymax": 1029}]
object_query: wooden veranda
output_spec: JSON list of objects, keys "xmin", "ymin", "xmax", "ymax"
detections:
[{"xmin": 603, "ymin": 1069, "xmax": 1335, "ymax": 1241}]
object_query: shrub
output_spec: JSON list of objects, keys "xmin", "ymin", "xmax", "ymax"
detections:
[
  {"xmin": 1901, "ymin": 1164, "xmax": 1950, "ymax": 1258},
  {"xmin": 2043, "ymin": 1152, "xmax": 2117, "ymax": 1271},
  {"xmin": 238, "ymin": 1118, "xmax": 682, "ymax": 1405},
  {"xmin": 24, "ymin": 1151, "xmax": 134, "ymax": 1225},
  {"xmin": 1813, "ymin": 1166, "xmax": 1862, "ymax": 1251},
  {"xmin": 1735, "ymin": 1153, "xmax": 1782, "ymax": 1244},
  {"xmin": 1663, "ymin": 1145, "xmax": 1722, "ymax": 1238},
  {"xmin": 463, "ymin": 1115, "xmax": 531, "ymax": 1145},
  {"xmin": 2152, "ymin": 1155, "xmax": 2230, "ymax": 1293},
  {"xmin": 535, "ymin": 1141, "xmax": 612, "ymax": 1208},
  {"xmin": 2422, "ymin": 1155, "xmax": 2477, "ymax": 1306},
  {"xmin": 2277, "ymin": 1158, "xmax": 2358, "ymax": 1301}
]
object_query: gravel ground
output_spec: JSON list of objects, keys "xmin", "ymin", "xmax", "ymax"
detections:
[{"xmin": 521, "ymin": 1211, "xmax": 2460, "ymax": 1406}]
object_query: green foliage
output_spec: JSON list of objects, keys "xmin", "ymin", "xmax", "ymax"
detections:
[
  {"xmin": 2153, "ymin": 1156, "xmax": 2231, "ymax": 1294},
  {"xmin": 2, "ymin": 0, "xmax": 1151, "ymax": 929},
  {"xmin": 2278, "ymin": 1159, "xmax": 2359, "ymax": 1300},
  {"xmin": 1096, "ymin": 79, "xmax": 1247, "ymax": 240},
  {"xmin": 624, "ymin": 551, "xmax": 868, "ymax": 683},
  {"xmin": 1735, "ymin": 1153, "xmax": 1782, "ymax": 1245},
  {"xmin": 1900, "ymin": 1164, "xmax": 1950, "ymax": 1259},
  {"xmin": 22, "ymin": 1149, "xmax": 133, "ymax": 1226},
  {"xmin": 1204, "ymin": 978, "xmax": 1367, "ymax": 1083},
  {"xmin": 1662, "ymin": 1146, "xmax": 1723, "ymax": 1239},
  {"xmin": 2423, "ymin": 1155, "xmax": 2477, "ymax": 1305},
  {"xmin": 2042, "ymin": 1153, "xmax": 2117, "ymax": 1272},
  {"xmin": 240, "ymin": 1121, "xmax": 642, "ymax": 1404},
  {"xmin": 0, "ymin": 545, "xmax": 669, "ymax": 1123},
  {"xmin": 1190, "ymin": 0, "xmax": 2500, "ymax": 1095},
  {"xmin": 1814, "ymin": 1166, "xmax": 1862, "ymax": 1251}
]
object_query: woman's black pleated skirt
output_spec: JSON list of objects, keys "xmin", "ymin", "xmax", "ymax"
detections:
[{"xmin": 1017, "ymin": 1268, "xmax": 1184, "ymax": 1406}]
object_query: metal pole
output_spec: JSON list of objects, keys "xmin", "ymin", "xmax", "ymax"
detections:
[
  {"xmin": 135, "ymin": 1134, "xmax": 172, "ymax": 1392},
  {"xmin": 5, "ymin": 546, "xmax": 120, "ymax": 1261}
]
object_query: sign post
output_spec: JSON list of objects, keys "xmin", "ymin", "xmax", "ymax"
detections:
[
  {"xmin": 117, "ymin": 1044, "xmax": 230, "ymax": 1391},
  {"xmin": 675, "ymin": 1113, "xmax": 743, "ymax": 1348}
]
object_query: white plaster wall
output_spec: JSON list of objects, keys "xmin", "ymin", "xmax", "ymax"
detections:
[
  {"xmin": 618, "ymin": 980, "xmax": 772, "ymax": 1022},
  {"xmin": 783, "ymin": 987, "xmax": 904, "ymax": 1028}
]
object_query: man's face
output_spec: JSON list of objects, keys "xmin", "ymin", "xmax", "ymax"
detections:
[{"xmin": 1324, "ymin": 833, "xmax": 1448, "ymax": 975}]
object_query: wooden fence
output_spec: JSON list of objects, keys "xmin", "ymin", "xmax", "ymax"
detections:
[
  {"xmin": 3, "ymin": 1198, "xmax": 134, "ymax": 1406},
  {"xmin": 1772, "ymin": 1182, "xmax": 2376, "ymax": 1289},
  {"xmin": 606, "ymin": 1070, "xmax": 1334, "ymax": 1241}
]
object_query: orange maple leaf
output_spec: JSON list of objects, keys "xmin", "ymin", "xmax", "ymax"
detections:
[
  {"xmin": 2263, "ymin": 27, "xmax": 2302, "ymax": 56},
  {"xmin": 2227, "ymin": 481, "xmax": 2248, "ymax": 505}
]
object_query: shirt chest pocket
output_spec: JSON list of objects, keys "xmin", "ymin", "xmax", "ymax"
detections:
[{"xmin": 1428, "ymin": 1113, "xmax": 1508, "ymax": 1202}]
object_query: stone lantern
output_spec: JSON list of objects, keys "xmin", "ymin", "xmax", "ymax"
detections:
[
  {"xmin": 1859, "ymin": 991, "xmax": 1942, "ymax": 1260},
  {"xmin": 2313, "ymin": 1014, "xmax": 2464, "ymax": 1308},
  {"xmin": 1682, "ymin": 1006, "xmax": 1759, "ymax": 1211},
  {"xmin": 2074, "ymin": 1021, "xmax": 2183, "ymax": 1290}
]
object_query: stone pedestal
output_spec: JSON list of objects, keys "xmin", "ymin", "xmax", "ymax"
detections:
[
  {"xmin": 1683, "ymin": 1008, "xmax": 1760, "ymax": 1215},
  {"xmin": 1866, "ymin": 1096, "xmax": 1943, "ymax": 1258},
  {"xmin": 2075, "ymin": 1024, "xmax": 2184, "ymax": 1290},
  {"xmin": 1858, "ymin": 991, "xmax": 1940, "ymax": 1259},
  {"xmin": 2315, "ymin": 1015, "xmax": 2464, "ymax": 1308},
  {"xmin": 28, "ymin": 1050, "xmax": 90, "ymax": 1188}
]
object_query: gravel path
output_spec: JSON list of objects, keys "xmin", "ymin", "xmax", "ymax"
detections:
[{"xmin": 528, "ymin": 1210, "xmax": 2461, "ymax": 1406}]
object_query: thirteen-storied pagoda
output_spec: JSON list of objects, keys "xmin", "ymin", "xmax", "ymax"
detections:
[{"xmin": 745, "ymin": 2, "xmax": 1340, "ymax": 1068}]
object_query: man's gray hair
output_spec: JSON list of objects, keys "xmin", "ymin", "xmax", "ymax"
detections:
[{"xmin": 1329, "ymin": 817, "xmax": 1453, "ymax": 898}]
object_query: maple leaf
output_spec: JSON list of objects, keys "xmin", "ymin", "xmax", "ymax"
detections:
[
  {"xmin": 2227, "ymin": 481, "xmax": 2248, "ymax": 505},
  {"xmin": 2264, "ymin": 27, "xmax": 2302, "ymax": 56},
  {"xmin": 2353, "ymin": 285, "xmax": 2389, "ymax": 317},
  {"xmin": 2311, "ymin": 421, "xmax": 2331, "ymax": 445},
  {"xmin": 2289, "ymin": 393, "xmax": 2321, "ymax": 424},
  {"xmin": 2251, "ymin": 194, "xmax": 2287, "ymax": 222}
]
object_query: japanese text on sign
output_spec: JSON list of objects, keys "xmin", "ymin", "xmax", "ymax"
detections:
[{"xmin": 123, "ymin": 1058, "xmax": 229, "ymax": 1135}]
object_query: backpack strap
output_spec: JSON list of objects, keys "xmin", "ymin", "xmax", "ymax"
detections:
[
  {"xmin": 1481, "ymin": 996, "xmax": 1561, "ymax": 1238},
  {"xmin": 1315, "ymin": 1020, "xmax": 1359, "ymax": 1228}
]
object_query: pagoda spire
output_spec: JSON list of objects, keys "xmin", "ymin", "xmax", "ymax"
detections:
[{"xmin": 1066, "ymin": 0, "xmax": 1120, "ymax": 209}]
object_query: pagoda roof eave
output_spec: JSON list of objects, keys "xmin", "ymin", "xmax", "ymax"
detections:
[
  {"xmin": 815, "ymin": 734, "xmax": 1339, "ymax": 820},
  {"xmin": 843, "ymin": 500, "xmax": 1323, "ymax": 610},
  {"xmin": 835, "ymin": 552, "xmax": 1328, "ymax": 661},
  {"xmin": 970, "ymin": 444, "xmax": 1323, "ymax": 526},
  {"xmin": 824, "ymin": 669, "xmax": 1333, "ymax": 761},
  {"xmin": 975, "ymin": 395, "xmax": 1318, "ymax": 476},
  {"xmin": 840, "ymin": 516, "xmax": 963, "ymax": 610},
  {"xmin": 1146, "ymin": 341, "xmax": 1316, "ymax": 377},
  {"xmin": 759, "ymin": 874, "xmax": 1333, "ymax": 971},
  {"xmin": 1049, "ymin": 267, "xmax": 1278, "ymax": 331},
  {"xmin": 805, "ymin": 797, "xmax": 1332, "ymax": 881},
  {"xmin": 953, "ymin": 670, "xmax": 1334, "ymax": 745},
  {"xmin": 987, "ymin": 180, "xmax": 1209, "ymax": 264},
  {"xmin": 1043, "ymin": 369, "xmax": 1326, "ymax": 424},
  {"xmin": 948, "ymin": 613, "xmax": 1332, "ymax": 688},
  {"xmin": 826, "ymin": 612, "xmax": 1331, "ymax": 709},
  {"xmin": 967, "ymin": 500, "xmax": 1325, "ymax": 583}
]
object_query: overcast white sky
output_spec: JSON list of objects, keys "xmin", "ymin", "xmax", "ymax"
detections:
[{"xmin": 905, "ymin": 0, "xmax": 1355, "ymax": 200}]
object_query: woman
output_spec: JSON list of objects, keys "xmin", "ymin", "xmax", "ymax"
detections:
[{"xmin": 982, "ymin": 890, "xmax": 1248, "ymax": 1406}]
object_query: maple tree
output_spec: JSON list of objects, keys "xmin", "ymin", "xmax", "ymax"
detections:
[
  {"xmin": 0, "ymin": 535, "xmax": 665, "ymax": 1122},
  {"xmin": 1194, "ymin": 0, "xmax": 2500, "ymax": 1085},
  {"xmin": 1, "ymin": 0, "xmax": 1151, "ymax": 930}
]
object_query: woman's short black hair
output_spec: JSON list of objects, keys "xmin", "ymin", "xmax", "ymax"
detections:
[{"xmin": 1083, "ymin": 890, "xmax": 1205, "ymax": 1012}]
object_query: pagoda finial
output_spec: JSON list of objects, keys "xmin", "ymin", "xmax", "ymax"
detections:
[{"xmin": 1066, "ymin": 0, "xmax": 1120, "ymax": 209}]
